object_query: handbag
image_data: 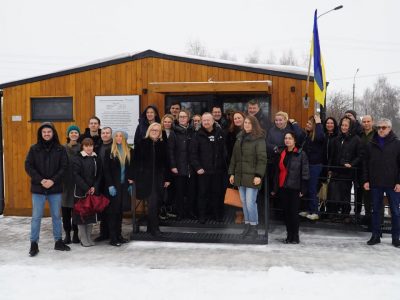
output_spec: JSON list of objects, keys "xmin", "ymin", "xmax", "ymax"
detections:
[
  {"xmin": 224, "ymin": 187, "xmax": 242, "ymax": 208},
  {"xmin": 74, "ymin": 194, "xmax": 110, "ymax": 221}
]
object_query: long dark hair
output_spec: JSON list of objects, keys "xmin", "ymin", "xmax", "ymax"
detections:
[
  {"xmin": 228, "ymin": 111, "xmax": 246, "ymax": 133},
  {"xmin": 245, "ymin": 115, "xmax": 265, "ymax": 138},
  {"xmin": 323, "ymin": 117, "xmax": 338, "ymax": 135}
]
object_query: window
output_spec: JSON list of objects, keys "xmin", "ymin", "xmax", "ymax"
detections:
[{"xmin": 31, "ymin": 97, "xmax": 73, "ymax": 121}]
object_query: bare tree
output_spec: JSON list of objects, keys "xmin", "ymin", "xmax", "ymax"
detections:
[
  {"xmin": 326, "ymin": 91, "xmax": 352, "ymax": 122},
  {"xmin": 245, "ymin": 50, "xmax": 260, "ymax": 64},
  {"xmin": 362, "ymin": 76, "xmax": 400, "ymax": 134},
  {"xmin": 263, "ymin": 50, "xmax": 277, "ymax": 64},
  {"xmin": 219, "ymin": 50, "xmax": 237, "ymax": 61},
  {"xmin": 186, "ymin": 39, "xmax": 209, "ymax": 57},
  {"xmin": 279, "ymin": 49, "xmax": 298, "ymax": 66}
]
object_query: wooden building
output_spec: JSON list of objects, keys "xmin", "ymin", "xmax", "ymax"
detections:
[{"xmin": 0, "ymin": 49, "xmax": 316, "ymax": 216}]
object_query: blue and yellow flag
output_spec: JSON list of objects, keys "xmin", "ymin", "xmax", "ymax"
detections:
[{"xmin": 311, "ymin": 9, "xmax": 326, "ymax": 106}]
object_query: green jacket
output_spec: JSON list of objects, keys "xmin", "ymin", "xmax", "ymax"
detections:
[{"xmin": 228, "ymin": 131, "xmax": 267, "ymax": 189}]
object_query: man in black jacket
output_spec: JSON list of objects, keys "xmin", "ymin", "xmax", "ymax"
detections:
[
  {"xmin": 247, "ymin": 99, "xmax": 270, "ymax": 132},
  {"xmin": 78, "ymin": 116, "xmax": 102, "ymax": 153},
  {"xmin": 364, "ymin": 118, "xmax": 400, "ymax": 247},
  {"xmin": 25, "ymin": 122, "xmax": 70, "ymax": 256},
  {"xmin": 190, "ymin": 113, "xmax": 227, "ymax": 223}
]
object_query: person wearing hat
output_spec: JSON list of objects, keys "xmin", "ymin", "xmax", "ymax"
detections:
[
  {"xmin": 103, "ymin": 129, "xmax": 134, "ymax": 246},
  {"xmin": 344, "ymin": 110, "xmax": 363, "ymax": 137},
  {"xmin": 25, "ymin": 122, "xmax": 70, "ymax": 256},
  {"xmin": 61, "ymin": 125, "xmax": 81, "ymax": 244}
]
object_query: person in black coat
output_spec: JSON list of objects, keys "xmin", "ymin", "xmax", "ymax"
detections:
[
  {"xmin": 25, "ymin": 122, "xmax": 70, "ymax": 256},
  {"xmin": 190, "ymin": 113, "xmax": 228, "ymax": 223},
  {"xmin": 247, "ymin": 99, "xmax": 270, "ymax": 132},
  {"xmin": 134, "ymin": 105, "xmax": 161, "ymax": 147},
  {"xmin": 363, "ymin": 119, "xmax": 400, "ymax": 247},
  {"xmin": 298, "ymin": 115, "xmax": 325, "ymax": 221},
  {"xmin": 133, "ymin": 123, "xmax": 171, "ymax": 236},
  {"xmin": 272, "ymin": 132, "xmax": 310, "ymax": 244},
  {"xmin": 78, "ymin": 116, "xmax": 102, "ymax": 153},
  {"xmin": 72, "ymin": 138, "xmax": 103, "ymax": 247},
  {"xmin": 103, "ymin": 130, "xmax": 134, "ymax": 246},
  {"xmin": 328, "ymin": 116, "xmax": 362, "ymax": 220},
  {"xmin": 168, "ymin": 109, "xmax": 196, "ymax": 219},
  {"xmin": 94, "ymin": 126, "xmax": 113, "ymax": 242}
]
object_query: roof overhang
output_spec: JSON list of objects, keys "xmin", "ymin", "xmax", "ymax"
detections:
[{"xmin": 148, "ymin": 80, "xmax": 272, "ymax": 94}]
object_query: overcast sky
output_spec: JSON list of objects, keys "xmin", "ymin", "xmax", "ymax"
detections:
[{"xmin": 1, "ymin": 0, "xmax": 399, "ymax": 98}]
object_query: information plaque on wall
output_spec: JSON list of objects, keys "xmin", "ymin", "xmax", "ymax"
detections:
[{"xmin": 95, "ymin": 95, "xmax": 140, "ymax": 145}]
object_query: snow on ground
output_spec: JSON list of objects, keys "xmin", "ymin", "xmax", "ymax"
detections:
[{"xmin": 0, "ymin": 216, "xmax": 399, "ymax": 300}]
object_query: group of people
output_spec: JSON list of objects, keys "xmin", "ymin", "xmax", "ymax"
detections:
[{"xmin": 25, "ymin": 99, "xmax": 400, "ymax": 257}]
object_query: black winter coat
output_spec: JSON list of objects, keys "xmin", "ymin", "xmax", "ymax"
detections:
[
  {"xmin": 363, "ymin": 131, "xmax": 400, "ymax": 188},
  {"xmin": 254, "ymin": 109, "xmax": 270, "ymax": 132},
  {"xmin": 168, "ymin": 125, "xmax": 195, "ymax": 177},
  {"xmin": 78, "ymin": 128, "xmax": 102, "ymax": 153},
  {"xmin": 273, "ymin": 148, "xmax": 310, "ymax": 194},
  {"xmin": 300, "ymin": 123, "xmax": 325, "ymax": 165},
  {"xmin": 190, "ymin": 125, "xmax": 228, "ymax": 174},
  {"xmin": 267, "ymin": 122, "xmax": 303, "ymax": 159},
  {"xmin": 72, "ymin": 152, "xmax": 103, "ymax": 198},
  {"xmin": 133, "ymin": 138, "xmax": 171, "ymax": 200},
  {"xmin": 103, "ymin": 148, "xmax": 134, "ymax": 213},
  {"xmin": 329, "ymin": 132, "xmax": 362, "ymax": 179},
  {"xmin": 133, "ymin": 105, "xmax": 161, "ymax": 146},
  {"xmin": 25, "ymin": 143, "xmax": 68, "ymax": 195}
]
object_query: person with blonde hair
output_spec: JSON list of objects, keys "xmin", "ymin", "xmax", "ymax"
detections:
[
  {"xmin": 161, "ymin": 114, "xmax": 174, "ymax": 139},
  {"xmin": 103, "ymin": 130, "xmax": 134, "ymax": 246},
  {"xmin": 133, "ymin": 123, "xmax": 171, "ymax": 236},
  {"xmin": 267, "ymin": 111, "xmax": 303, "ymax": 159}
]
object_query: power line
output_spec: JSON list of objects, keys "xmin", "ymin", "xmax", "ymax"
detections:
[{"xmin": 329, "ymin": 71, "xmax": 400, "ymax": 81}]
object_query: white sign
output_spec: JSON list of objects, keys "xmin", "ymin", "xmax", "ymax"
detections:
[
  {"xmin": 95, "ymin": 95, "xmax": 140, "ymax": 145},
  {"xmin": 11, "ymin": 115, "xmax": 22, "ymax": 121}
]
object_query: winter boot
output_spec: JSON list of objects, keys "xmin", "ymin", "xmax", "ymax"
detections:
[
  {"xmin": 392, "ymin": 238, "xmax": 400, "ymax": 248},
  {"xmin": 63, "ymin": 231, "xmax": 71, "ymax": 244},
  {"xmin": 284, "ymin": 232, "xmax": 293, "ymax": 244},
  {"xmin": 367, "ymin": 235, "xmax": 381, "ymax": 245},
  {"xmin": 291, "ymin": 233, "xmax": 300, "ymax": 244},
  {"xmin": 72, "ymin": 230, "xmax": 80, "ymax": 244},
  {"xmin": 54, "ymin": 240, "xmax": 71, "ymax": 251},
  {"xmin": 247, "ymin": 225, "xmax": 258, "ymax": 240},
  {"xmin": 241, "ymin": 224, "xmax": 251, "ymax": 238},
  {"xmin": 86, "ymin": 224, "xmax": 95, "ymax": 246},
  {"xmin": 29, "ymin": 242, "xmax": 39, "ymax": 257},
  {"xmin": 78, "ymin": 225, "xmax": 91, "ymax": 247}
]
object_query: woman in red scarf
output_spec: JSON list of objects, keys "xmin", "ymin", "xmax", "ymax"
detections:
[{"xmin": 272, "ymin": 132, "xmax": 309, "ymax": 244}]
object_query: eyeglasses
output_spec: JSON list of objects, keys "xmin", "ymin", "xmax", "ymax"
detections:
[
  {"xmin": 377, "ymin": 126, "xmax": 389, "ymax": 130},
  {"xmin": 150, "ymin": 129, "xmax": 160, "ymax": 132}
]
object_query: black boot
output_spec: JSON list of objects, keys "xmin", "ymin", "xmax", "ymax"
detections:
[
  {"xmin": 29, "ymin": 242, "xmax": 39, "ymax": 257},
  {"xmin": 241, "ymin": 224, "xmax": 251, "ymax": 238},
  {"xmin": 54, "ymin": 239, "xmax": 71, "ymax": 251},
  {"xmin": 72, "ymin": 231, "xmax": 80, "ymax": 244},
  {"xmin": 367, "ymin": 235, "xmax": 381, "ymax": 245},
  {"xmin": 118, "ymin": 235, "xmax": 129, "ymax": 243},
  {"xmin": 63, "ymin": 231, "xmax": 71, "ymax": 244},
  {"xmin": 284, "ymin": 232, "xmax": 293, "ymax": 244},
  {"xmin": 291, "ymin": 233, "xmax": 300, "ymax": 244},
  {"xmin": 247, "ymin": 225, "xmax": 258, "ymax": 240},
  {"xmin": 392, "ymin": 238, "xmax": 400, "ymax": 248}
]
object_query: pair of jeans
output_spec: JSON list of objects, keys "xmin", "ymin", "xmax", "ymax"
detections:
[
  {"xmin": 30, "ymin": 193, "xmax": 62, "ymax": 242},
  {"xmin": 371, "ymin": 187, "xmax": 400, "ymax": 239},
  {"xmin": 307, "ymin": 164, "xmax": 323, "ymax": 214},
  {"xmin": 238, "ymin": 186, "xmax": 259, "ymax": 225}
]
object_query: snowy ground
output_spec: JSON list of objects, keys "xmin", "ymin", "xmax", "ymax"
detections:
[{"xmin": 0, "ymin": 216, "xmax": 399, "ymax": 300}]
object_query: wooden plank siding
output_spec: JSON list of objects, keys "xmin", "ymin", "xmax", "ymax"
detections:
[{"xmin": 1, "ymin": 57, "xmax": 314, "ymax": 215}]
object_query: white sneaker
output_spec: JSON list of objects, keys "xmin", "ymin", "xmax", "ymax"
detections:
[
  {"xmin": 299, "ymin": 211, "xmax": 308, "ymax": 217},
  {"xmin": 307, "ymin": 213, "xmax": 319, "ymax": 221}
]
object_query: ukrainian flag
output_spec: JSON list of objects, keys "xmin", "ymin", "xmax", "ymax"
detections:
[{"xmin": 311, "ymin": 9, "xmax": 326, "ymax": 106}]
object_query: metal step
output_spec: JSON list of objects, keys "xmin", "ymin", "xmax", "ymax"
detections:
[{"xmin": 130, "ymin": 231, "xmax": 268, "ymax": 245}]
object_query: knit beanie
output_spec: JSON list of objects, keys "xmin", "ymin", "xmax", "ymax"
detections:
[
  {"xmin": 66, "ymin": 125, "xmax": 81, "ymax": 136},
  {"xmin": 345, "ymin": 110, "xmax": 357, "ymax": 120},
  {"xmin": 113, "ymin": 130, "xmax": 128, "ymax": 140}
]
